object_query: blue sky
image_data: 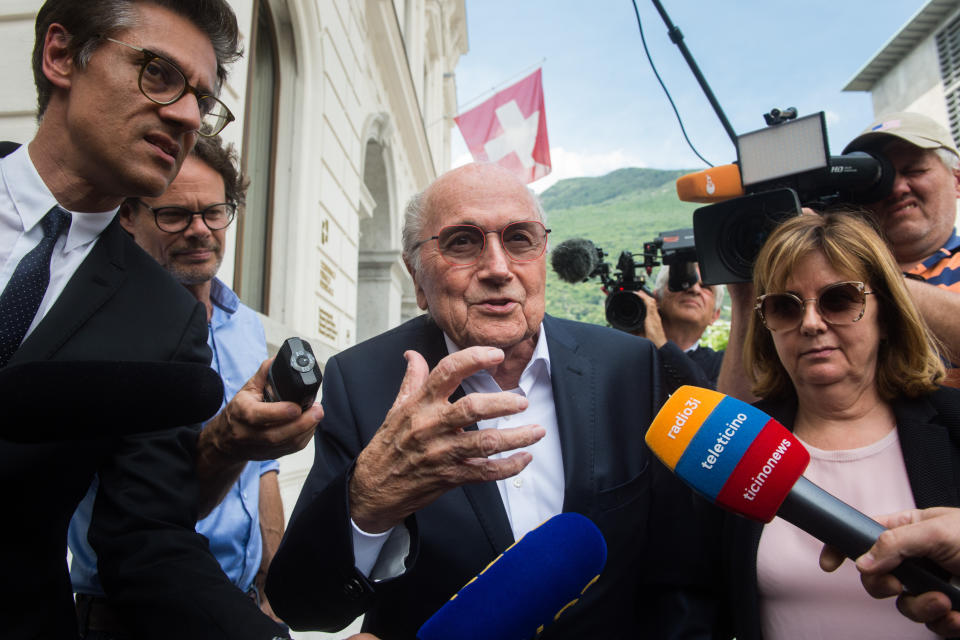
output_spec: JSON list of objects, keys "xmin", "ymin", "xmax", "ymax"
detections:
[{"xmin": 449, "ymin": 0, "xmax": 930, "ymax": 192}]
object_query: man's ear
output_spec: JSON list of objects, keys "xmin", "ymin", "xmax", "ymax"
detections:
[
  {"xmin": 403, "ymin": 256, "xmax": 429, "ymax": 311},
  {"xmin": 41, "ymin": 24, "xmax": 76, "ymax": 91},
  {"xmin": 952, "ymin": 167, "xmax": 960, "ymax": 199},
  {"xmin": 117, "ymin": 200, "xmax": 138, "ymax": 235}
]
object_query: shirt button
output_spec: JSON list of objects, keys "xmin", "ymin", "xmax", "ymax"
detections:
[{"xmin": 513, "ymin": 477, "xmax": 523, "ymax": 488}]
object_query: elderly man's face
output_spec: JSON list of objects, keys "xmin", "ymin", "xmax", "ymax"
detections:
[
  {"xmin": 867, "ymin": 140, "xmax": 960, "ymax": 266},
  {"xmin": 409, "ymin": 165, "xmax": 547, "ymax": 350}
]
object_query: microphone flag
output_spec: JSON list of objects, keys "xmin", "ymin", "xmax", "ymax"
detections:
[
  {"xmin": 646, "ymin": 385, "xmax": 810, "ymax": 522},
  {"xmin": 455, "ymin": 68, "xmax": 551, "ymax": 185}
]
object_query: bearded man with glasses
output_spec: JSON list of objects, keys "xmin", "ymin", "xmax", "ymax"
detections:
[
  {"xmin": 267, "ymin": 163, "xmax": 688, "ymax": 638},
  {"xmin": 0, "ymin": 1, "xmax": 295, "ymax": 639}
]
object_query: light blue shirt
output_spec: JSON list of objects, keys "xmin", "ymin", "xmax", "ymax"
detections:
[{"xmin": 69, "ymin": 278, "xmax": 276, "ymax": 594}]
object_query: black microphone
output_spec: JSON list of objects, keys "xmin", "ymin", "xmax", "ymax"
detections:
[
  {"xmin": 551, "ymin": 237, "xmax": 599, "ymax": 283},
  {"xmin": 0, "ymin": 361, "xmax": 224, "ymax": 442}
]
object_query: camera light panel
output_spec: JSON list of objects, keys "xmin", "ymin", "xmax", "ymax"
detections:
[{"xmin": 737, "ymin": 112, "xmax": 828, "ymax": 188}]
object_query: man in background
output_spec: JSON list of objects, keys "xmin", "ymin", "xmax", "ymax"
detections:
[
  {"xmin": 635, "ymin": 262, "xmax": 724, "ymax": 391},
  {"xmin": 70, "ymin": 136, "xmax": 313, "ymax": 634}
]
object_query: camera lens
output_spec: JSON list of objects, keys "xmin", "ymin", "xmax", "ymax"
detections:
[
  {"xmin": 296, "ymin": 355, "xmax": 311, "ymax": 368},
  {"xmin": 605, "ymin": 290, "xmax": 646, "ymax": 333}
]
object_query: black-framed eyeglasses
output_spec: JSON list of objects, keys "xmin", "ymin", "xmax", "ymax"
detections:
[
  {"xmin": 104, "ymin": 37, "xmax": 235, "ymax": 137},
  {"xmin": 755, "ymin": 281, "xmax": 874, "ymax": 332},
  {"xmin": 134, "ymin": 200, "xmax": 237, "ymax": 233},
  {"xmin": 412, "ymin": 220, "xmax": 551, "ymax": 266}
]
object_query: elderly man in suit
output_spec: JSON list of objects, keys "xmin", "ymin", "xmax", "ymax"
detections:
[
  {"xmin": 267, "ymin": 163, "xmax": 673, "ymax": 639},
  {"xmin": 0, "ymin": 1, "xmax": 313, "ymax": 638}
]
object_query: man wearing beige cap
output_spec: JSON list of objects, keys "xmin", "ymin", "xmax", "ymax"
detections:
[{"xmin": 845, "ymin": 111, "xmax": 960, "ymax": 386}]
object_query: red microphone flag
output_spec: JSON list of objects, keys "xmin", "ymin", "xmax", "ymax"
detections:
[{"xmin": 454, "ymin": 68, "xmax": 551, "ymax": 184}]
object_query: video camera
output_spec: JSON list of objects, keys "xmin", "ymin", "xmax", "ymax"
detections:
[
  {"xmin": 551, "ymin": 229, "xmax": 697, "ymax": 333},
  {"xmin": 677, "ymin": 110, "xmax": 894, "ymax": 284}
]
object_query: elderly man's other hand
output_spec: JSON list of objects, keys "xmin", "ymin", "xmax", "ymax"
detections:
[
  {"xmin": 819, "ymin": 507, "xmax": 960, "ymax": 637},
  {"xmin": 196, "ymin": 358, "xmax": 322, "ymax": 516},
  {"xmin": 349, "ymin": 346, "xmax": 546, "ymax": 533}
]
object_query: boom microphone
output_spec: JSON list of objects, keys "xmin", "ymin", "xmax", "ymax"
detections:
[
  {"xmin": 646, "ymin": 385, "xmax": 960, "ymax": 609},
  {"xmin": 417, "ymin": 512, "xmax": 607, "ymax": 640},
  {"xmin": 0, "ymin": 360, "xmax": 224, "ymax": 442},
  {"xmin": 676, "ymin": 164, "xmax": 745, "ymax": 203},
  {"xmin": 551, "ymin": 238, "xmax": 599, "ymax": 283}
]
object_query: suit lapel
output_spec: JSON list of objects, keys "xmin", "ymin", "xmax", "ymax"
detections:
[
  {"xmin": 542, "ymin": 316, "xmax": 596, "ymax": 516},
  {"xmin": 11, "ymin": 218, "xmax": 126, "ymax": 364},
  {"xmin": 419, "ymin": 318, "xmax": 515, "ymax": 554},
  {"xmin": 896, "ymin": 394, "xmax": 960, "ymax": 508}
]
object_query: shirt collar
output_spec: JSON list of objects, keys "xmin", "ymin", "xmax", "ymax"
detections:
[
  {"xmin": 443, "ymin": 323, "xmax": 551, "ymax": 394},
  {"xmin": 916, "ymin": 228, "xmax": 960, "ymax": 272},
  {"xmin": 1, "ymin": 144, "xmax": 116, "ymax": 251},
  {"xmin": 209, "ymin": 277, "xmax": 239, "ymax": 315}
]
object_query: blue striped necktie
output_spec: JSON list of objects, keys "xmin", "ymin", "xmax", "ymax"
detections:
[{"xmin": 0, "ymin": 206, "xmax": 72, "ymax": 366}]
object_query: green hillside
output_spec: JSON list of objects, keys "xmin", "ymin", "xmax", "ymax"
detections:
[{"xmin": 542, "ymin": 167, "xmax": 701, "ymax": 327}]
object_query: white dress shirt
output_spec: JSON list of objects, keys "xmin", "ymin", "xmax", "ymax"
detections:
[
  {"xmin": 0, "ymin": 145, "xmax": 116, "ymax": 341},
  {"xmin": 351, "ymin": 324, "xmax": 565, "ymax": 580}
]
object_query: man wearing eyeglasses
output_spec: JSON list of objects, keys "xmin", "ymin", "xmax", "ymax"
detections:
[
  {"xmin": 267, "ymin": 163, "xmax": 675, "ymax": 638},
  {"xmin": 0, "ymin": 1, "xmax": 294, "ymax": 638},
  {"xmin": 66, "ymin": 136, "xmax": 318, "ymax": 635},
  {"xmin": 633, "ymin": 263, "xmax": 725, "ymax": 392}
]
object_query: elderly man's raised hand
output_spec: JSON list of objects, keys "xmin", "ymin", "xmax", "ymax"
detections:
[{"xmin": 349, "ymin": 347, "xmax": 546, "ymax": 533}]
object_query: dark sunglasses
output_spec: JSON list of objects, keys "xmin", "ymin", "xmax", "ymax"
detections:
[
  {"xmin": 755, "ymin": 281, "xmax": 874, "ymax": 332},
  {"xmin": 413, "ymin": 220, "xmax": 550, "ymax": 266}
]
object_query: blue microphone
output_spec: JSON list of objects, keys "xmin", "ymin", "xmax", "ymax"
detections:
[{"xmin": 417, "ymin": 512, "xmax": 607, "ymax": 640}]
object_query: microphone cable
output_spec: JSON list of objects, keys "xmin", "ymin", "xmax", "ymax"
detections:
[{"xmin": 631, "ymin": 0, "xmax": 714, "ymax": 168}]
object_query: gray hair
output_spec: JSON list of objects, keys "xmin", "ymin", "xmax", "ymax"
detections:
[
  {"xmin": 934, "ymin": 147, "xmax": 960, "ymax": 172},
  {"xmin": 401, "ymin": 179, "xmax": 547, "ymax": 274},
  {"xmin": 33, "ymin": 0, "xmax": 241, "ymax": 118},
  {"xmin": 653, "ymin": 264, "xmax": 725, "ymax": 312}
]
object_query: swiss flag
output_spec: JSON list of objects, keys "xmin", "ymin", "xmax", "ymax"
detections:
[{"xmin": 454, "ymin": 68, "xmax": 551, "ymax": 184}]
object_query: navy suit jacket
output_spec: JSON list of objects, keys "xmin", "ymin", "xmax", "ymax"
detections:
[
  {"xmin": 268, "ymin": 314, "xmax": 685, "ymax": 639},
  {"xmin": 0, "ymin": 217, "xmax": 285, "ymax": 639}
]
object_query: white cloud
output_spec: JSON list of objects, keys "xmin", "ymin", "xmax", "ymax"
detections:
[{"xmin": 529, "ymin": 147, "xmax": 648, "ymax": 193}]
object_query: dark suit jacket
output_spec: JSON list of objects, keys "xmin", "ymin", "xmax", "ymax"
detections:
[
  {"xmin": 704, "ymin": 389, "xmax": 960, "ymax": 640},
  {"xmin": 268, "ymin": 314, "xmax": 681, "ymax": 639},
  {"xmin": 658, "ymin": 342, "xmax": 724, "ymax": 392},
  {"xmin": 0, "ymin": 218, "xmax": 285, "ymax": 639}
]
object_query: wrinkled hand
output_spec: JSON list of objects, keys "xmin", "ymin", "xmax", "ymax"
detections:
[
  {"xmin": 631, "ymin": 290, "xmax": 666, "ymax": 346},
  {"xmin": 820, "ymin": 507, "xmax": 960, "ymax": 637},
  {"xmin": 202, "ymin": 358, "xmax": 321, "ymax": 463},
  {"xmin": 349, "ymin": 347, "xmax": 546, "ymax": 533}
]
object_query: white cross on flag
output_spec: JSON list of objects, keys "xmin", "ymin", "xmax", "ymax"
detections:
[{"xmin": 454, "ymin": 68, "xmax": 551, "ymax": 184}]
